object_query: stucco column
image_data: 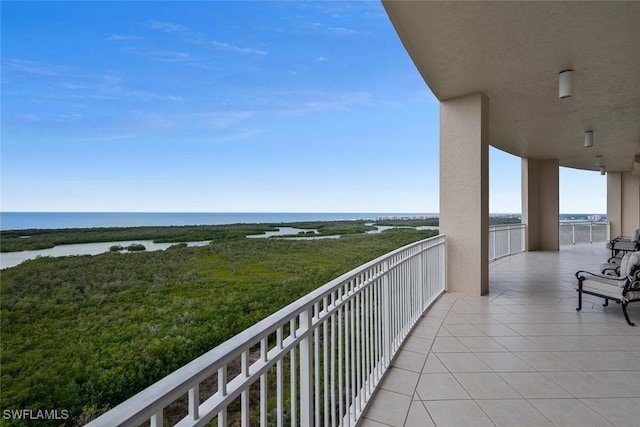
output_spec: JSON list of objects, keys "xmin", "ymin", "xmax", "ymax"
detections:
[
  {"xmin": 440, "ymin": 93, "xmax": 489, "ymax": 296},
  {"xmin": 608, "ymin": 171, "xmax": 640, "ymax": 237},
  {"xmin": 521, "ymin": 158, "xmax": 559, "ymax": 251}
]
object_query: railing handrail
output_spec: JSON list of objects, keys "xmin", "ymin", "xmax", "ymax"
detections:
[{"xmin": 87, "ymin": 235, "xmax": 447, "ymax": 427}]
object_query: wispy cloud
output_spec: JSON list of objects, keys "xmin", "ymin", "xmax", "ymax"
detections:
[
  {"xmin": 327, "ymin": 26, "xmax": 357, "ymax": 36},
  {"xmin": 269, "ymin": 90, "xmax": 375, "ymax": 116},
  {"xmin": 4, "ymin": 58, "xmax": 61, "ymax": 76},
  {"xmin": 128, "ymin": 48, "xmax": 192, "ymax": 63},
  {"xmin": 144, "ymin": 20, "xmax": 187, "ymax": 33},
  {"xmin": 141, "ymin": 19, "xmax": 266, "ymax": 57},
  {"xmin": 55, "ymin": 133, "xmax": 141, "ymax": 143},
  {"xmin": 210, "ymin": 41, "xmax": 267, "ymax": 56},
  {"xmin": 309, "ymin": 22, "xmax": 357, "ymax": 36},
  {"xmin": 106, "ymin": 34, "xmax": 144, "ymax": 41}
]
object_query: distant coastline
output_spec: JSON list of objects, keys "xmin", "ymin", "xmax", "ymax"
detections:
[
  {"xmin": 0, "ymin": 212, "xmax": 439, "ymax": 231},
  {"xmin": 0, "ymin": 212, "xmax": 606, "ymax": 231}
]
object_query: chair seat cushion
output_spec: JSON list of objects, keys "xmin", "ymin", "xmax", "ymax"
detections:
[{"xmin": 571, "ymin": 276, "xmax": 626, "ymax": 299}]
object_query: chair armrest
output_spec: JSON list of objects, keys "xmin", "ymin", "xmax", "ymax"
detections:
[
  {"xmin": 575, "ymin": 270, "xmax": 628, "ymax": 287},
  {"xmin": 601, "ymin": 265, "xmax": 620, "ymax": 276}
]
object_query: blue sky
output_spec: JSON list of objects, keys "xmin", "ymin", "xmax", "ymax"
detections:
[{"xmin": 1, "ymin": 1, "xmax": 605, "ymax": 213}]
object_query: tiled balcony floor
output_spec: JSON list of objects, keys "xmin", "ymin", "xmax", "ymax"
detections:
[{"xmin": 360, "ymin": 243, "xmax": 640, "ymax": 427}]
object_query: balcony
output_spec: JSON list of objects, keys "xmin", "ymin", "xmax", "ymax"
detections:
[
  {"xmin": 360, "ymin": 241, "xmax": 640, "ymax": 427},
  {"xmin": 86, "ymin": 221, "xmax": 640, "ymax": 426}
]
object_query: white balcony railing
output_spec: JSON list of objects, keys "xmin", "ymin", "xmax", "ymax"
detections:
[
  {"xmin": 489, "ymin": 224, "xmax": 525, "ymax": 261},
  {"xmin": 559, "ymin": 220, "xmax": 610, "ymax": 245},
  {"xmin": 87, "ymin": 235, "xmax": 446, "ymax": 427}
]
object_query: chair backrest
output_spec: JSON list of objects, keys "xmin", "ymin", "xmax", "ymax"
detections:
[
  {"xmin": 620, "ymin": 251, "xmax": 640, "ymax": 277},
  {"xmin": 633, "ymin": 228, "xmax": 640, "ymax": 242}
]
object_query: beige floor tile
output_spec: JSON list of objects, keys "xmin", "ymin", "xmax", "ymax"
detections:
[
  {"xmin": 435, "ymin": 352, "xmax": 492, "ymax": 373},
  {"xmin": 587, "ymin": 370, "xmax": 640, "ymax": 397},
  {"xmin": 404, "ymin": 401, "xmax": 435, "ymax": 427},
  {"xmin": 512, "ymin": 351, "xmax": 578, "ymax": 371},
  {"xmin": 473, "ymin": 323, "xmax": 521, "ymax": 336},
  {"xmin": 443, "ymin": 323, "xmax": 486, "ymax": 336},
  {"xmin": 379, "ymin": 367, "xmax": 420, "ymax": 396},
  {"xmin": 423, "ymin": 400, "xmax": 494, "ymax": 427},
  {"xmin": 422, "ymin": 354, "xmax": 448, "ymax": 373},
  {"xmin": 361, "ymin": 389, "xmax": 412, "ymax": 427},
  {"xmin": 431, "ymin": 337, "xmax": 469, "ymax": 352},
  {"xmin": 541, "ymin": 371, "xmax": 622, "ymax": 398},
  {"xmin": 457, "ymin": 336, "xmax": 507, "ymax": 352},
  {"xmin": 476, "ymin": 399, "xmax": 554, "ymax": 426},
  {"xmin": 442, "ymin": 312, "xmax": 469, "ymax": 324},
  {"xmin": 358, "ymin": 418, "xmax": 392, "ymax": 427},
  {"xmin": 457, "ymin": 313, "xmax": 501, "ymax": 324},
  {"xmin": 552, "ymin": 351, "xmax": 620, "ymax": 371},
  {"xmin": 527, "ymin": 335, "xmax": 582, "ymax": 351},
  {"xmin": 591, "ymin": 350, "xmax": 640, "ymax": 367},
  {"xmin": 581, "ymin": 398, "xmax": 640, "ymax": 427},
  {"xmin": 400, "ymin": 336, "xmax": 433, "ymax": 354},
  {"xmin": 492, "ymin": 336, "xmax": 544, "ymax": 352},
  {"xmin": 415, "ymin": 373, "xmax": 470, "ymax": 400},
  {"xmin": 410, "ymin": 324, "xmax": 439, "ymax": 340},
  {"xmin": 453, "ymin": 372, "xmax": 520, "ymax": 399},
  {"xmin": 391, "ymin": 350, "xmax": 427, "ymax": 373},
  {"xmin": 424, "ymin": 308, "xmax": 449, "ymax": 320},
  {"xmin": 485, "ymin": 312, "xmax": 526, "ymax": 324},
  {"xmin": 415, "ymin": 316, "xmax": 444, "ymax": 330},
  {"xmin": 498, "ymin": 372, "xmax": 572, "ymax": 398},
  {"xmin": 475, "ymin": 352, "xmax": 534, "ymax": 372},
  {"xmin": 435, "ymin": 328, "xmax": 452, "ymax": 337},
  {"xmin": 528, "ymin": 398, "xmax": 614, "ymax": 427}
]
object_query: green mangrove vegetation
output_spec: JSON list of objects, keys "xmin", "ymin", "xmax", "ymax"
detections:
[
  {"xmin": 0, "ymin": 223, "xmax": 438, "ymax": 426},
  {"xmin": 0, "ymin": 221, "xmax": 383, "ymax": 253}
]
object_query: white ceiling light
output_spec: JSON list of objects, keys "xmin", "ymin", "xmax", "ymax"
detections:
[
  {"xmin": 584, "ymin": 131, "xmax": 594, "ymax": 148},
  {"xmin": 559, "ymin": 70, "xmax": 573, "ymax": 99}
]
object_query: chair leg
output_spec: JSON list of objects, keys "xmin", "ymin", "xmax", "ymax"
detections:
[
  {"xmin": 603, "ymin": 298, "xmax": 609, "ymax": 307},
  {"xmin": 576, "ymin": 286, "xmax": 582, "ymax": 312},
  {"xmin": 621, "ymin": 302, "xmax": 635, "ymax": 326}
]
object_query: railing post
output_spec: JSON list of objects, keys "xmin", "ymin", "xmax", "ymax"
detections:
[
  {"xmin": 589, "ymin": 222, "xmax": 593, "ymax": 243},
  {"xmin": 507, "ymin": 225, "xmax": 511, "ymax": 255},
  {"xmin": 299, "ymin": 308, "xmax": 313, "ymax": 426},
  {"xmin": 150, "ymin": 411, "xmax": 163, "ymax": 427},
  {"xmin": 381, "ymin": 259, "xmax": 391, "ymax": 368},
  {"xmin": 189, "ymin": 384, "xmax": 199, "ymax": 421},
  {"xmin": 572, "ymin": 223, "xmax": 576, "ymax": 245},
  {"xmin": 492, "ymin": 226, "xmax": 496, "ymax": 260}
]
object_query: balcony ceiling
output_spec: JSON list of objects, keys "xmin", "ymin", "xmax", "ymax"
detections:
[{"xmin": 383, "ymin": 0, "xmax": 640, "ymax": 173}]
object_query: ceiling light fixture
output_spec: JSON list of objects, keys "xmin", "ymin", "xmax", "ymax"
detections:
[
  {"xmin": 559, "ymin": 70, "xmax": 573, "ymax": 99},
  {"xmin": 584, "ymin": 131, "xmax": 594, "ymax": 148}
]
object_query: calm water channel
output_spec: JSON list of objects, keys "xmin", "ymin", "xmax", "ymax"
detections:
[{"xmin": 1, "ymin": 225, "xmax": 439, "ymax": 270}]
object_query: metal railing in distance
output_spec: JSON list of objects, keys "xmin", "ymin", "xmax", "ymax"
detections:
[
  {"xmin": 489, "ymin": 224, "xmax": 525, "ymax": 261},
  {"xmin": 559, "ymin": 221, "xmax": 610, "ymax": 245},
  {"xmin": 86, "ymin": 235, "xmax": 446, "ymax": 427}
]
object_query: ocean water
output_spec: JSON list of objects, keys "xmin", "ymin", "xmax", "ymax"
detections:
[{"xmin": 0, "ymin": 212, "xmax": 435, "ymax": 231}]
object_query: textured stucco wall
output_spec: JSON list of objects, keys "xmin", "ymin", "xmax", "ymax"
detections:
[
  {"xmin": 522, "ymin": 158, "xmax": 559, "ymax": 251},
  {"xmin": 440, "ymin": 93, "xmax": 489, "ymax": 296},
  {"xmin": 608, "ymin": 172, "xmax": 640, "ymax": 238}
]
